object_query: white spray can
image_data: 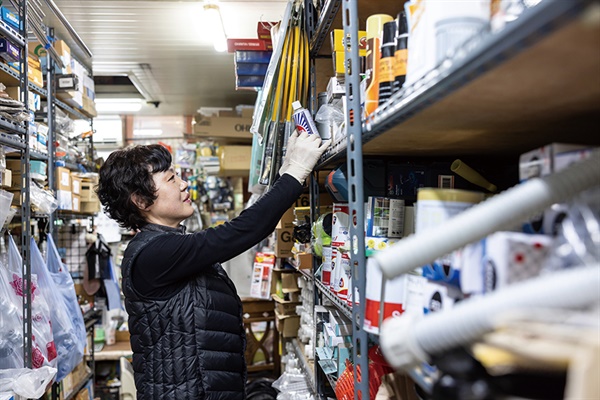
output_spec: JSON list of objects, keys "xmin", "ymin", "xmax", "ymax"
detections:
[{"xmin": 292, "ymin": 100, "xmax": 319, "ymax": 136}]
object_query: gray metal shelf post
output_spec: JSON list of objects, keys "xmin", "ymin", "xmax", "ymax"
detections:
[
  {"xmin": 342, "ymin": 0, "xmax": 369, "ymax": 398},
  {"xmin": 47, "ymin": 27, "xmax": 57, "ymax": 240},
  {"xmin": 18, "ymin": 0, "xmax": 33, "ymax": 370}
]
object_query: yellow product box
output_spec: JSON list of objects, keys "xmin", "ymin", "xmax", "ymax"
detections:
[
  {"xmin": 332, "ymin": 50, "xmax": 345, "ymax": 77},
  {"xmin": 29, "ymin": 66, "xmax": 44, "ymax": 88},
  {"xmin": 330, "ymin": 29, "xmax": 367, "ymax": 56}
]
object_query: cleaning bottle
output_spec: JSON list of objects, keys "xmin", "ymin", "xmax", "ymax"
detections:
[{"xmin": 292, "ymin": 100, "xmax": 319, "ymax": 136}]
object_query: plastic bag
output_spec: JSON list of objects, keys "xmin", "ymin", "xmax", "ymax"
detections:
[
  {"xmin": 0, "ymin": 264, "xmax": 24, "ymax": 369},
  {"xmin": 46, "ymin": 235, "xmax": 87, "ymax": 367},
  {"xmin": 0, "ymin": 366, "xmax": 57, "ymax": 398},
  {"xmin": 31, "ymin": 237, "xmax": 83, "ymax": 382},
  {"xmin": 6, "ymin": 235, "xmax": 57, "ymax": 370},
  {"xmin": 315, "ymin": 103, "xmax": 345, "ymax": 125}
]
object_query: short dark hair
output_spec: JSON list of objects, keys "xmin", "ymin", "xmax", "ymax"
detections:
[{"xmin": 96, "ymin": 144, "xmax": 172, "ymax": 231}]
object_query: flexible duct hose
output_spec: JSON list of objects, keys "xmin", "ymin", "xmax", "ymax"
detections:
[
  {"xmin": 380, "ymin": 264, "xmax": 600, "ymax": 370},
  {"xmin": 375, "ymin": 151, "xmax": 600, "ymax": 279}
]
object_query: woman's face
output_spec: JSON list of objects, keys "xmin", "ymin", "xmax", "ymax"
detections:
[{"xmin": 141, "ymin": 166, "xmax": 193, "ymax": 227}]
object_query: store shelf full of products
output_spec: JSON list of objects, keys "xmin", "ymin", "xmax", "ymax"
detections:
[
  {"xmin": 303, "ymin": 0, "xmax": 600, "ymax": 399},
  {"xmin": 317, "ymin": 0, "xmax": 600, "ymax": 169},
  {"xmin": 0, "ymin": 1, "xmax": 98, "ymax": 399}
]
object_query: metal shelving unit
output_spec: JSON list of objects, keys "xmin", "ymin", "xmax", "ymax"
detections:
[
  {"xmin": 316, "ymin": 0, "xmax": 600, "ymax": 169},
  {"xmin": 309, "ymin": 0, "xmax": 341, "ymax": 56},
  {"xmin": 314, "ymin": 278, "xmax": 352, "ymax": 321},
  {"xmin": 308, "ymin": 0, "xmax": 600, "ymax": 398},
  {"xmin": 1, "ymin": 2, "xmax": 96, "ymax": 398},
  {"xmin": 291, "ymin": 338, "xmax": 317, "ymax": 396}
]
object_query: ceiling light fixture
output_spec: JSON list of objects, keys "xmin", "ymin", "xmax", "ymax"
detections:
[
  {"xmin": 129, "ymin": 63, "xmax": 165, "ymax": 103},
  {"xmin": 203, "ymin": 0, "xmax": 228, "ymax": 52}
]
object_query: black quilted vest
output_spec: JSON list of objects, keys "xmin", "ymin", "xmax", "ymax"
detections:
[{"xmin": 120, "ymin": 226, "xmax": 247, "ymax": 399}]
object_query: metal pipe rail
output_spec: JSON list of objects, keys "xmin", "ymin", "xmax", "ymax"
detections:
[{"xmin": 380, "ymin": 264, "xmax": 600, "ymax": 370}]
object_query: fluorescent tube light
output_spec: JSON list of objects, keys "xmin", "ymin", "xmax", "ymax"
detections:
[{"xmin": 203, "ymin": 1, "xmax": 228, "ymax": 52}]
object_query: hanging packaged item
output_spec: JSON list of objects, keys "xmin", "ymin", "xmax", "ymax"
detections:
[
  {"xmin": 5, "ymin": 235, "xmax": 57, "ymax": 371},
  {"xmin": 31, "ymin": 237, "xmax": 84, "ymax": 382}
]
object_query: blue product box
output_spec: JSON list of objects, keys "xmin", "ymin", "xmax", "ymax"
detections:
[
  {"xmin": 235, "ymin": 75, "xmax": 264, "ymax": 89},
  {"xmin": 234, "ymin": 50, "xmax": 272, "ymax": 64},
  {"xmin": 0, "ymin": 38, "xmax": 19, "ymax": 63},
  {"xmin": 235, "ymin": 62, "xmax": 269, "ymax": 76},
  {"xmin": 1, "ymin": 7, "xmax": 22, "ymax": 30},
  {"xmin": 386, "ymin": 162, "xmax": 427, "ymax": 204},
  {"xmin": 30, "ymin": 160, "xmax": 47, "ymax": 176}
]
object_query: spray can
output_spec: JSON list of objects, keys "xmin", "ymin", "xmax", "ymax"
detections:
[
  {"xmin": 378, "ymin": 20, "xmax": 397, "ymax": 105},
  {"xmin": 393, "ymin": 10, "xmax": 409, "ymax": 93},
  {"xmin": 292, "ymin": 100, "xmax": 319, "ymax": 136},
  {"xmin": 363, "ymin": 14, "xmax": 394, "ymax": 118}
]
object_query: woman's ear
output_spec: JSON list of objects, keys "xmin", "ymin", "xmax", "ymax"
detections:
[{"xmin": 131, "ymin": 193, "xmax": 150, "ymax": 211}]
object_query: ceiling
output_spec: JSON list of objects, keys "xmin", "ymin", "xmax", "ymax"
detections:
[{"xmin": 48, "ymin": 0, "xmax": 290, "ymax": 116}]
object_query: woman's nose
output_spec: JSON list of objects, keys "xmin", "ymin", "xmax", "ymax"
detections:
[{"xmin": 181, "ymin": 179, "xmax": 189, "ymax": 190}]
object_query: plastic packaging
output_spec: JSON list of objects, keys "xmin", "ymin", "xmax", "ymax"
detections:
[
  {"xmin": 291, "ymin": 101, "xmax": 318, "ymax": 136},
  {"xmin": 375, "ymin": 151, "xmax": 600, "ymax": 279}
]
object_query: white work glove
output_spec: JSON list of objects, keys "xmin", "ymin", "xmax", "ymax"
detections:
[{"xmin": 279, "ymin": 131, "xmax": 331, "ymax": 184}]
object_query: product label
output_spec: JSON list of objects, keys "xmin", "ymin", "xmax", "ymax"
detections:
[
  {"xmin": 378, "ymin": 57, "xmax": 395, "ymax": 83},
  {"xmin": 394, "ymin": 49, "xmax": 408, "ymax": 77},
  {"xmin": 292, "ymin": 109, "xmax": 319, "ymax": 136}
]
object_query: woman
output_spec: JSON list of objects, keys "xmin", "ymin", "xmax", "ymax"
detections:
[{"xmin": 96, "ymin": 132, "xmax": 329, "ymax": 399}]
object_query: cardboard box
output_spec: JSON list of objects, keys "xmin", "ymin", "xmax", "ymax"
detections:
[
  {"xmin": 0, "ymin": 169, "xmax": 11, "ymax": 188},
  {"xmin": 72, "ymin": 195, "xmax": 81, "ymax": 212},
  {"xmin": 272, "ymin": 293, "xmax": 300, "ymax": 316},
  {"xmin": 295, "ymin": 252, "xmax": 313, "ymax": 270},
  {"xmin": 81, "ymin": 199, "xmax": 100, "ymax": 214},
  {"xmin": 116, "ymin": 330, "xmax": 130, "ymax": 342},
  {"xmin": 0, "ymin": 6, "xmax": 21, "ymax": 30},
  {"xmin": 80, "ymin": 181, "xmax": 94, "ymax": 201},
  {"xmin": 194, "ymin": 115, "xmax": 253, "ymax": 139},
  {"xmin": 277, "ymin": 207, "xmax": 295, "ymax": 229},
  {"xmin": 275, "ymin": 310, "xmax": 300, "ymax": 338},
  {"xmin": 56, "ymin": 167, "xmax": 71, "ymax": 191},
  {"xmin": 57, "ymin": 90, "xmax": 84, "ymax": 109},
  {"xmin": 275, "ymin": 227, "xmax": 294, "ymax": 258},
  {"xmin": 281, "ymin": 272, "xmax": 300, "ymax": 292},
  {"xmin": 228, "ymin": 38, "xmax": 272, "ymax": 52},
  {"xmin": 71, "ymin": 176, "xmax": 82, "ymax": 196},
  {"xmin": 57, "ymin": 190, "xmax": 72, "ymax": 210},
  {"xmin": 218, "ymin": 145, "xmax": 252, "ymax": 175}
]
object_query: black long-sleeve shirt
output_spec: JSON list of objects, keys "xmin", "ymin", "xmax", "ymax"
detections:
[{"xmin": 132, "ymin": 174, "xmax": 304, "ymax": 298}]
